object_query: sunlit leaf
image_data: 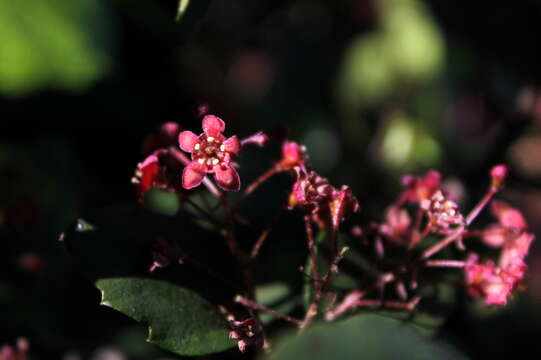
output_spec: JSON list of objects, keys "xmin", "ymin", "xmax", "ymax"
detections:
[
  {"xmin": 98, "ymin": 277, "xmax": 235, "ymax": 356},
  {"xmin": 176, "ymin": 0, "xmax": 191, "ymax": 22},
  {"xmin": 0, "ymin": 0, "xmax": 111, "ymax": 95}
]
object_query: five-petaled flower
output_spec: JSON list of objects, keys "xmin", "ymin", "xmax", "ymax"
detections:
[{"xmin": 178, "ymin": 115, "xmax": 241, "ymax": 191}]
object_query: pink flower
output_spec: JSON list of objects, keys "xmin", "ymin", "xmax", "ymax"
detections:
[
  {"xmin": 421, "ymin": 190, "xmax": 464, "ymax": 232},
  {"xmin": 328, "ymin": 185, "xmax": 360, "ymax": 231},
  {"xmin": 490, "ymin": 200, "xmax": 527, "ymax": 231},
  {"xmin": 178, "ymin": 115, "xmax": 241, "ymax": 191},
  {"xmin": 465, "ymin": 231, "xmax": 534, "ymax": 306},
  {"xmin": 379, "ymin": 205, "xmax": 411, "ymax": 244},
  {"xmin": 464, "ymin": 254, "xmax": 513, "ymax": 306},
  {"xmin": 279, "ymin": 141, "xmax": 306, "ymax": 170},
  {"xmin": 499, "ymin": 232, "xmax": 534, "ymax": 280},
  {"xmin": 0, "ymin": 338, "xmax": 28, "ymax": 360},
  {"xmin": 132, "ymin": 152, "xmax": 168, "ymax": 203},
  {"xmin": 399, "ymin": 170, "xmax": 441, "ymax": 204},
  {"xmin": 291, "ymin": 167, "xmax": 333, "ymax": 208},
  {"xmin": 241, "ymin": 131, "xmax": 269, "ymax": 147},
  {"xmin": 289, "ymin": 167, "xmax": 359, "ymax": 230}
]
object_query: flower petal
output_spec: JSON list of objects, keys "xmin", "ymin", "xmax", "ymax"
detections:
[
  {"xmin": 182, "ymin": 161, "xmax": 207, "ymax": 189},
  {"xmin": 214, "ymin": 165, "xmax": 240, "ymax": 191},
  {"xmin": 223, "ymin": 136, "xmax": 241, "ymax": 155},
  {"xmin": 178, "ymin": 131, "xmax": 199, "ymax": 152},
  {"xmin": 202, "ymin": 115, "xmax": 225, "ymax": 137}
]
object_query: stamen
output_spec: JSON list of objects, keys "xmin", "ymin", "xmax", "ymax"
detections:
[
  {"xmin": 198, "ymin": 158, "xmax": 205, "ymax": 165},
  {"xmin": 212, "ymin": 158, "xmax": 219, "ymax": 165},
  {"xmin": 207, "ymin": 136, "xmax": 215, "ymax": 142},
  {"xmin": 220, "ymin": 144, "xmax": 225, "ymax": 151},
  {"xmin": 194, "ymin": 143, "xmax": 200, "ymax": 150}
]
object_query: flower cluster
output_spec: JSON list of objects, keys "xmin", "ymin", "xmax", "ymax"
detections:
[
  {"xmin": 131, "ymin": 115, "xmax": 533, "ymax": 354},
  {"xmin": 0, "ymin": 338, "xmax": 28, "ymax": 360},
  {"xmin": 288, "ymin": 161, "xmax": 359, "ymax": 231},
  {"xmin": 465, "ymin": 201, "xmax": 533, "ymax": 306}
]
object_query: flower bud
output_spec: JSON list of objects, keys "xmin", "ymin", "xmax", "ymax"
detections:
[{"xmin": 490, "ymin": 164, "xmax": 508, "ymax": 190}]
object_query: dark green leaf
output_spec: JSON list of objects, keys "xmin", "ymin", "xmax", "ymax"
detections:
[
  {"xmin": 268, "ymin": 314, "xmax": 465, "ymax": 360},
  {"xmin": 97, "ymin": 277, "xmax": 235, "ymax": 356},
  {"xmin": 143, "ymin": 188, "xmax": 181, "ymax": 216}
]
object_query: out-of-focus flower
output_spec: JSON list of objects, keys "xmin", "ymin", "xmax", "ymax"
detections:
[
  {"xmin": 0, "ymin": 337, "xmax": 29, "ymax": 360},
  {"xmin": 421, "ymin": 190, "xmax": 464, "ymax": 232},
  {"xmin": 465, "ymin": 230, "xmax": 534, "ymax": 306},
  {"xmin": 227, "ymin": 317, "xmax": 263, "ymax": 353},
  {"xmin": 464, "ymin": 254, "xmax": 513, "ymax": 306},
  {"xmin": 399, "ymin": 170, "xmax": 441, "ymax": 204},
  {"xmin": 490, "ymin": 200, "xmax": 527, "ymax": 231},
  {"xmin": 278, "ymin": 141, "xmax": 306, "ymax": 171},
  {"xmin": 17, "ymin": 253, "xmax": 46, "ymax": 276},
  {"xmin": 178, "ymin": 115, "xmax": 241, "ymax": 191},
  {"xmin": 329, "ymin": 185, "xmax": 360, "ymax": 231},
  {"xmin": 241, "ymin": 131, "xmax": 269, "ymax": 147},
  {"xmin": 481, "ymin": 200, "xmax": 528, "ymax": 248},
  {"xmin": 132, "ymin": 152, "xmax": 168, "ymax": 203},
  {"xmin": 379, "ymin": 205, "xmax": 411, "ymax": 244},
  {"xmin": 142, "ymin": 122, "xmax": 181, "ymax": 154}
]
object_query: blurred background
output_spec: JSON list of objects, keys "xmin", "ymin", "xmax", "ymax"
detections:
[{"xmin": 2, "ymin": 0, "xmax": 541, "ymax": 358}]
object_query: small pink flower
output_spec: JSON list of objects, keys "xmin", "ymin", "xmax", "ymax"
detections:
[
  {"xmin": 490, "ymin": 200, "xmax": 527, "ymax": 231},
  {"xmin": 291, "ymin": 167, "xmax": 333, "ymax": 208},
  {"xmin": 380, "ymin": 205, "xmax": 411, "ymax": 244},
  {"xmin": 0, "ymin": 337, "xmax": 29, "ymax": 360},
  {"xmin": 279, "ymin": 141, "xmax": 306, "ymax": 170},
  {"xmin": 178, "ymin": 115, "xmax": 241, "ymax": 191},
  {"xmin": 421, "ymin": 190, "xmax": 464, "ymax": 232},
  {"xmin": 400, "ymin": 170, "xmax": 441, "ymax": 204},
  {"xmin": 464, "ymin": 254, "xmax": 513, "ymax": 306},
  {"xmin": 289, "ymin": 167, "xmax": 359, "ymax": 230},
  {"xmin": 499, "ymin": 232, "xmax": 534, "ymax": 279},
  {"xmin": 241, "ymin": 131, "xmax": 269, "ymax": 147},
  {"xmin": 132, "ymin": 152, "xmax": 168, "ymax": 203},
  {"xmin": 328, "ymin": 185, "xmax": 360, "ymax": 231}
]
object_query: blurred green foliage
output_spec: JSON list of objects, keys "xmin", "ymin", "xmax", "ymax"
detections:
[{"xmin": 0, "ymin": 0, "xmax": 111, "ymax": 95}]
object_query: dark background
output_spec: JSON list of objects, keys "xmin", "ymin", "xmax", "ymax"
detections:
[{"xmin": 2, "ymin": 0, "xmax": 541, "ymax": 358}]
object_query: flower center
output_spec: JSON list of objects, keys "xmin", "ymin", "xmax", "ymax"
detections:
[{"xmin": 192, "ymin": 135, "xmax": 227, "ymax": 170}]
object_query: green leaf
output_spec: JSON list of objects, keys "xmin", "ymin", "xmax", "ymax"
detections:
[
  {"xmin": 63, "ymin": 212, "xmax": 240, "ymax": 356},
  {"xmin": 143, "ymin": 188, "xmax": 181, "ymax": 216},
  {"xmin": 176, "ymin": 0, "xmax": 190, "ymax": 21},
  {"xmin": 256, "ymin": 283, "xmax": 298, "ymax": 325},
  {"xmin": 268, "ymin": 314, "xmax": 465, "ymax": 360},
  {"xmin": 0, "ymin": 0, "xmax": 111, "ymax": 96},
  {"xmin": 97, "ymin": 277, "xmax": 235, "ymax": 356}
]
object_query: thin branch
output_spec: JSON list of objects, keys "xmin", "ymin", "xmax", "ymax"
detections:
[
  {"xmin": 250, "ymin": 204, "xmax": 287, "ymax": 259},
  {"xmin": 425, "ymin": 260, "xmax": 466, "ymax": 268},
  {"xmin": 235, "ymin": 295, "xmax": 302, "ymax": 325}
]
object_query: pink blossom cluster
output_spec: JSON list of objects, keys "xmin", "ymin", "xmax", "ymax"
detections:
[
  {"xmin": 465, "ymin": 201, "xmax": 533, "ymax": 306},
  {"xmin": 131, "ymin": 115, "xmax": 534, "ymax": 353},
  {"xmin": 0, "ymin": 338, "xmax": 28, "ymax": 360},
  {"xmin": 283, "ymin": 142, "xmax": 360, "ymax": 231}
]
